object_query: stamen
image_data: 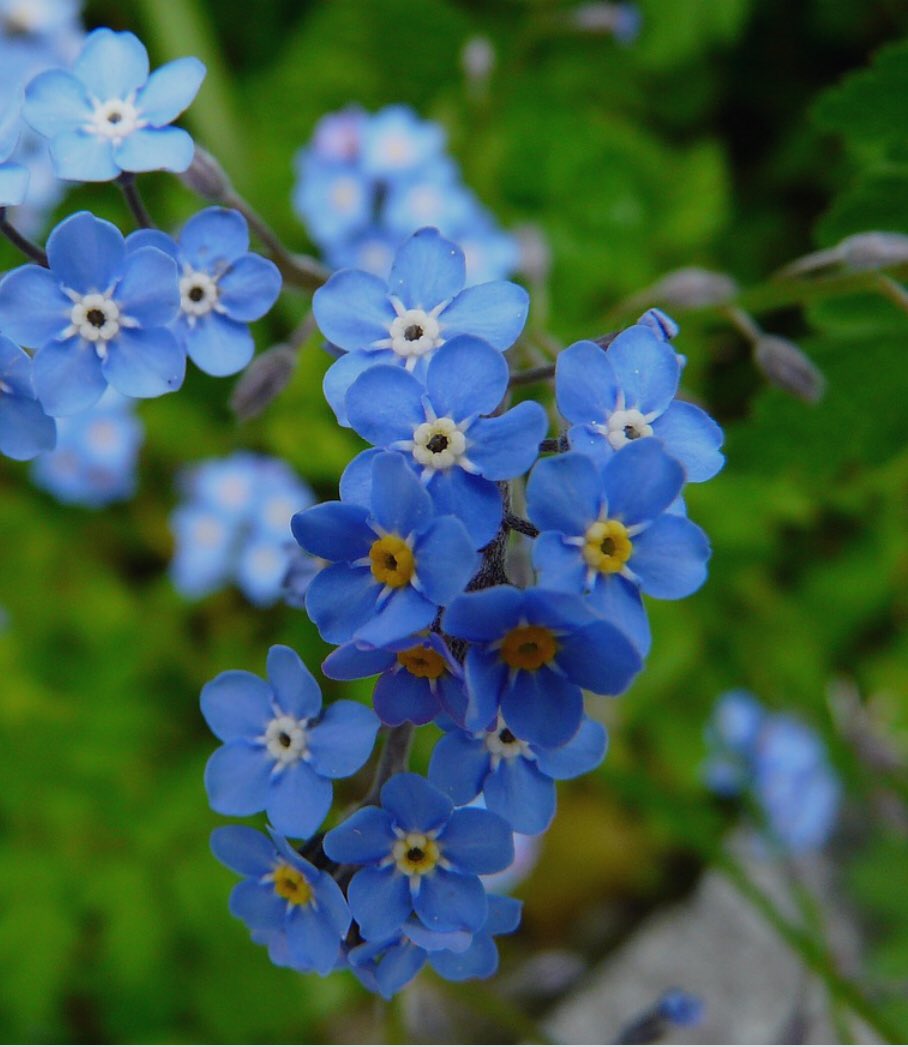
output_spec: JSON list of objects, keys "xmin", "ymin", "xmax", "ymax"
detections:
[
  {"xmin": 500, "ymin": 625, "xmax": 558, "ymax": 671},
  {"xmin": 369, "ymin": 534, "xmax": 415, "ymax": 588},
  {"xmin": 582, "ymin": 519, "xmax": 633, "ymax": 574}
]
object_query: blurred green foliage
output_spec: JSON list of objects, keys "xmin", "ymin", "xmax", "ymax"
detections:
[{"xmin": 2, "ymin": 0, "xmax": 908, "ymax": 1041}]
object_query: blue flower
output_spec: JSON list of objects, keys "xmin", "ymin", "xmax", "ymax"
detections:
[
  {"xmin": 0, "ymin": 333, "xmax": 55, "ymax": 460},
  {"xmin": 23, "ymin": 27, "xmax": 205, "ymax": 182},
  {"xmin": 30, "ymin": 389, "xmax": 141, "ymax": 505},
  {"xmin": 359, "ymin": 105, "xmax": 445, "ymax": 179},
  {"xmin": 314, "ymin": 227, "xmax": 530, "ymax": 425},
  {"xmin": 0, "ymin": 91, "xmax": 29, "ymax": 205},
  {"xmin": 556, "ymin": 324, "xmax": 724, "ymax": 482},
  {"xmin": 323, "ymin": 772, "xmax": 514, "ymax": 941},
  {"xmin": 429, "ymin": 714, "xmax": 607, "ymax": 835},
  {"xmin": 443, "ymin": 585, "xmax": 642, "ymax": 748},
  {"xmin": 210, "ymin": 825, "xmax": 350, "ymax": 976},
  {"xmin": 0, "ymin": 210, "xmax": 183, "ymax": 415},
  {"xmin": 292, "ymin": 451, "xmax": 479, "ymax": 647},
  {"xmin": 293, "ymin": 154, "xmax": 373, "ymax": 249},
  {"xmin": 323, "ymin": 632, "xmax": 467, "ymax": 727},
  {"xmin": 202, "ymin": 644, "xmax": 379, "ymax": 839},
  {"xmin": 127, "ymin": 208, "xmax": 281, "ymax": 377},
  {"xmin": 343, "ymin": 336, "xmax": 548, "ymax": 546},
  {"xmin": 526, "ymin": 441, "xmax": 711, "ymax": 655}
]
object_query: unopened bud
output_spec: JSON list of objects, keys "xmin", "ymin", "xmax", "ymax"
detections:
[
  {"xmin": 230, "ymin": 345, "xmax": 297, "ymax": 421},
  {"xmin": 753, "ymin": 336, "xmax": 825, "ymax": 403},
  {"xmin": 570, "ymin": 3, "xmax": 642, "ymax": 43},
  {"xmin": 650, "ymin": 268, "xmax": 738, "ymax": 309},
  {"xmin": 514, "ymin": 223, "xmax": 551, "ymax": 285},
  {"xmin": 461, "ymin": 35, "xmax": 496, "ymax": 83},
  {"xmin": 637, "ymin": 307, "xmax": 679, "ymax": 341},
  {"xmin": 179, "ymin": 146, "xmax": 232, "ymax": 202},
  {"xmin": 839, "ymin": 231, "xmax": 908, "ymax": 272}
]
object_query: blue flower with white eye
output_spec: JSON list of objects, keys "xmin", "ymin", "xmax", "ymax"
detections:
[
  {"xmin": 30, "ymin": 389, "xmax": 141, "ymax": 506},
  {"xmin": 210, "ymin": 825, "xmax": 350, "ymax": 976},
  {"xmin": 443, "ymin": 585, "xmax": 642, "ymax": 748},
  {"xmin": 429, "ymin": 714, "xmax": 607, "ymax": 835},
  {"xmin": 343, "ymin": 336, "xmax": 548, "ymax": 547},
  {"xmin": 293, "ymin": 154, "xmax": 373, "ymax": 249},
  {"xmin": 0, "ymin": 210, "xmax": 182, "ymax": 416},
  {"xmin": 323, "ymin": 772, "xmax": 514, "ymax": 941},
  {"xmin": 556, "ymin": 324, "xmax": 724, "ymax": 482},
  {"xmin": 292, "ymin": 452, "xmax": 479, "ymax": 648},
  {"xmin": 127, "ymin": 208, "xmax": 281, "ymax": 377},
  {"xmin": 380, "ymin": 159, "xmax": 474, "ymax": 238},
  {"xmin": 0, "ymin": 334, "xmax": 55, "ymax": 460},
  {"xmin": 322, "ymin": 632, "xmax": 467, "ymax": 727},
  {"xmin": 23, "ymin": 27, "xmax": 205, "ymax": 182},
  {"xmin": 526, "ymin": 441, "xmax": 711, "ymax": 656},
  {"xmin": 359, "ymin": 105, "xmax": 445, "ymax": 179},
  {"xmin": 0, "ymin": 91, "xmax": 29, "ymax": 205},
  {"xmin": 314, "ymin": 227, "xmax": 530, "ymax": 426},
  {"xmin": 201, "ymin": 644, "xmax": 379, "ymax": 839}
]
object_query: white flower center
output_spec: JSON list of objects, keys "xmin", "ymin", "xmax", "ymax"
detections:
[
  {"xmin": 68, "ymin": 292, "xmax": 121, "ymax": 345},
  {"xmin": 264, "ymin": 715, "xmax": 309, "ymax": 765},
  {"xmin": 485, "ymin": 723, "xmax": 533, "ymax": 770},
  {"xmin": 87, "ymin": 419, "xmax": 118, "ymax": 452},
  {"xmin": 88, "ymin": 96, "xmax": 145, "ymax": 144},
  {"xmin": 388, "ymin": 308, "xmax": 442, "ymax": 359},
  {"xmin": 179, "ymin": 270, "xmax": 219, "ymax": 319},
  {"xmin": 604, "ymin": 408, "xmax": 653, "ymax": 451},
  {"xmin": 411, "ymin": 416, "xmax": 467, "ymax": 472},
  {"xmin": 378, "ymin": 132, "xmax": 415, "ymax": 168},
  {"xmin": 329, "ymin": 176, "xmax": 361, "ymax": 212}
]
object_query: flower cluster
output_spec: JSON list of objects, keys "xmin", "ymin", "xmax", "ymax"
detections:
[
  {"xmin": 704, "ymin": 690, "xmax": 841, "ymax": 854},
  {"xmin": 293, "ymin": 104, "xmax": 520, "ymax": 286},
  {"xmin": 203, "ymin": 226, "xmax": 726, "ymax": 997}
]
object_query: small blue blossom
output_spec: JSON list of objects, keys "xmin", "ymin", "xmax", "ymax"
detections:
[
  {"xmin": 360, "ymin": 105, "xmax": 446, "ymax": 179},
  {"xmin": 0, "ymin": 210, "xmax": 183, "ymax": 415},
  {"xmin": 0, "ymin": 91, "xmax": 29, "ymax": 205},
  {"xmin": 343, "ymin": 336, "xmax": 548, "ymax": 546},
  {"xmin": 202, "ymin": 644, "xmax": 379, "ymax": 839},
  {"xmin": 127, "ymin": 208, "xmax": 281, "ymax": 377},
  {"xmin": 210, "ymin": 825, "xmax": 350, "ymax": 976},
  {"xmin": 314, "ymin": 227, "xmax": 530, "ymax": 426},
  {"xmin": 294, "ymin": 155, "xmax": 373, "ymax": 248},
  {"xmin": 429, "ymin": 714, "xmax": 608, "ymax": 835},
  {"xmin": 526, "ymin": 441, "xmax": 711, "ymax": 655},
  {"xmin": 292, "ymin": 451, "xmax": 479, "ymax": 648},
  {"xmin": 323, "ymin": 772, "xmax": 514, "ymax": 941},
  {"xmin": 23, "ymin": 27, "xmax": 205, "ymax": 182},
  {"xmin": 556, "ymin": 324, "xmax": 725, "ymax": 482},
  {"xmin": 0, "ymin": 333, "xmax": 56, "ymax": 460},
  {"xmin": 443, "ymin": 585, "xmax": 642, "ymax": 747}
]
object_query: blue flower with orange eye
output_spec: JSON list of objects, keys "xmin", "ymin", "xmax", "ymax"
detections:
[
  {"xmin": 443, "ymin": 586, "xmax": 642, "ymax": 748},
  {"xmin": 292, "ymin": 452, "xmax": 478, "ymax": 648},
  {"xmin": 323, "ymin": 773, "xmax": 514, "ymax": 942},
  {"xmin": 0, "ymin": 334, "xmax": 56, "ymax": 460}
]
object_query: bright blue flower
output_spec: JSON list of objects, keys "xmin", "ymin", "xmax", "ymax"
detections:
[
  {"xmin": 344, "ymin": 336, "xmax": 548, "ymax": 546},
  {"xmin": 323, "ymin": 632, "xmax": 467, "ymax": 727},
  {"xmin": 202, "ymin": 644, "xmax": 379, "ymax": 839},
  {"xmin": 0, "ymin": 333, "xmax": 55, "ymax": 460},
  {"xmin": 323, "ymin": 772, "xmax": 514, "ymax": 941},
  {"xmin": 360, "ymin": 104, "xmax": 445, "ymax": 179},
  {"xmin": 30, "ymin": 389, "xmax": 141, "ymax": 505},
  {"xmin": 23, "ymin": 27, "xmax": 205, "ymax": 182},
  {"xmin": 526, "ymin": 441, "xmax": 711, "ymax": 655},
  {"xmin": 0, "ymin": 91, "xmax": 29, "ymax": 205},
  {"xmin": 127, "ymin": 208, "xmax": 281, "ymax": 377},
  {"xmin": 292, "ymin": 451, "xmax": 479, "ymax": 648},
  {"xmin": 443, "ymin": 586, "xmax": 642, "ymax": 747},
  {"xmin": 314, "ymin": 227, "xmax": 530, "ymax": 425},
  {"xmin": 430, "ymin": 714, "xmax": 607, "ymax": 835},
  {"xmin": 210, "ymin": 825, "xmax": 350, "ymax": 976},
  {"xmin": 0, "ymin": 210, "xmax": 183, "ymax": 415},
  {"xmin": 556, "ymin": 324, "xmax": 724, "ymax": 482}
]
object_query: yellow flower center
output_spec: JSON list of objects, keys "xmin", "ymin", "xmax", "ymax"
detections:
[
  {"xmin": 397, "ymin": 644, "xmax": 446, "ymax": 679},
  {"xmin": 272, "ymin": 863, "xmax": 314, "ymax": 907},
  {"xmin": 369, "ymin": 534, "xmax": 415, "ymax": 588},
  {"xmin": 582, "ymin": 519, "xmax": 633, "ymax": 574},
  {"xmin": 500, "ymin": 625, "xmax": 558, "ymax": 671},
  {"xmin": 392, "ymin": 833, "xmax": 440, "ymax": 876}
]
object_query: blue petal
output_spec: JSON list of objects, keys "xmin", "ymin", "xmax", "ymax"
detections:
[
  {"xmin": 346, "ymin": 365, "xmax": 424, "ymax": 447},
  {"xmin": 373, "ymin": 671, "xmax": 440, "ymax": 726},
  {"xmin": 307, "ymin": 701, "xmax": 379, "ymax": 778},
  {"xmin": 555, "ymin": 340, "xmax": 618, "ymax": 425},
  {"xmin": 116, "ymin": 245, "xmax": 180, "ymax": 327},
  {"xmin": 313, "ymin": 269, "xmax": 395, "ymax": 351},
  {"xmin": 601, "ymin": 439, "xmax": 684, "ymax": 525},
  {"xmin": 443, "ymin": 586, "xmax": 524, "ymax": 641},
  {"xmin": 200, "ymin": 669, "xmax": 272, "ymax": 742},
  {"xmin": 218, "ymin": 254, "xmax": 282, "ymax": 322},
  {"xmin": 323, "ymin": 807, "xmax": 395, "ymax": 864},
  {"xmin": 0, "ymin": 336, "xmax": 35, "ymax": 395},
  {"xmin": 23, "ymin": 70, "xmax": 91, "ymax": 138},
  {"xmin": 102, "ymin": 327, "xmax": 185, "ymax": 399},
  {"xmin": 33, "ymin": 338, "xmax": 107, "ymax": 416},
  {"xmin": 557, "ymin": 619, "xmax": 642, "ymax": 695},
  {"xmin": 114, "ymin": 126, "xmax": 195, "ymax": 173},
  {"xmin": 286, "ymin": 902, "xmax": 345, "ymax": 975},
  {"xmin": 483, "ymin": 758, "xmax": 556, "ymax": 835},
  {"xmin": 228, "ymin": 880, "xmax": 285, "ymax": 932},
  {"xmin": 135, "ymin": 56, "xmax": 206, "ymax": 125},
  {"xmin": 466, "ymin": 401, "xmax": 548, "ymax": 480},
  {"xmin": 353, "ymin": 585, "xmax": 436, "ymax": 648},
  {"xmin": 628, "ymin": 514, "xmax": 710, "ymax": 598},
  {"xmin": 0, "ymin": 163, "xmax": 28, "ymax": 206},
  {"xmin": 522, "ymin": 587, "xmax": 597, "ymax": 631},
  {"xmin": 462, "ymin": 648, "xmax": 507, "ymax": 733},
  {"xmin": 587, "ymin": 574, "xmax": 651, "ymax": 656},
  {"xmin": 373, "ymin": 943, "xmax": 427, "ymax": 997},
  {"xmin": 439, "ymin": 280, "xmax": 529, "ymax": 350},
  {"xmin": 388, "ymin": 228, "xmax": 464, "ymax": 310},
  {"xmin": 534, "ymin": 717, "xmax": 608, "ymax": 780},
  {"xmin": 184, "ymin": 313, "xmax": 253, "ymax": 377},
  {"xmin": 210, "ymin": 824, "xmax": 275, "ymax": 876},
  {"xmin": 526, "ymin": 452, "xmax": 601, "ymax": 536},
  {"xmin": 50, "ymin": 130, "xmax": 119, "ymax": 182},
  {"xmin": 126, "ymin": 228, "xmax": 179, "ymax": 260},
  {"xmin": 266, "ymin": 760, "xmax": 333, "ymax": 838},
  {"xmin": 501, "ymin": 669, "xmax": 583, "ymax": 749},
  {"xmin": 74, "ymin": 29, "xmax": 149, "ymax": 99},
  {"xmin": 412, "ymin": 515, "xmax": 479, "ymax": 605},
  {"xmin": 607, "ymin": 325, "xmax": 680, "ymax": 415},
  {"xmin": 485, "ymin": 894, "xmax": 523, "ymax": 934},
  {"xmin": 323, "ymin": 350, "xmax": 388, "ymax": 427},
  {"xmin": 381, "ymin": 772, "xmax": 452, "ymax": 833},
  {"xmin": 179, "ymin": 206, "xmax": 248, "ymax": 267},
  {"xmin": 0, "ymin": 395, "xmax": 56, "ymax": 460},
  {"xmin": 47, "ymin": 212, "xmax": 125, "ymax": 296},
  {"xmin": 291, "ymin": 501, "xmax": 371, "ymax": 561},
  {"xmin": 204, "ymin": 742, "xmax": 271, "ymax": 815},
  {"xmin": 266, "ymin": 645, "xmax": 322, "ymax": 720},
  {"xmin": 531, "ymin": 532, "xmax": 587, "ymax": 592},
  {"xmin": 428, "ymin": 933, "xmax": 497, "ymax": 981},
  {"xmin": 304, "ymin": 563, "xmax": 378, "ymax": 645},
  {"xmin": 322, "ymin": 642, "xmax": 395, "ymax": 681},
  {"xmin": 314, "ymin": 869, "xmax": 352, "ymax": 937},
  {"xmin": 428, "ymin": 730, "xmax": 490, "ymax": 805},
  {"xmin": 651, "ymin": 400, "xmax": 725, "ymax": 482},
  {"xmin": 427, "ymin": 468, "xmax": 502, "ymax": 549},
  {"xmin": 339, "ymin": 448, "xmax": 381, "ymax": 506},
  {"xmin": 425, "ymin": 335, "xmax": 508, "ymax": 417},
  {"xmin": 403, "ymin": 922, "xmax": 471, "ymax": 954},
  {"xmin": 0, "ymin": 264, "xmax": 70, "ymax": 347},
  {"xmin": 369, "ymin": 451, "xmax": 433, "ymax": 536},
  {"xmin": 437, "ymin": 807, "xmax": 515, "ymax": 873},
  {"xmin": 348, "ymin": 866, "xmax": 412, "ymax": 941},
  {"xmin": 414, "ymin": 868, "xmax": 487, "ymax": 934}
]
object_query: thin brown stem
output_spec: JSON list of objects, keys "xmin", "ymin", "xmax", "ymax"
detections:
[
  {"xmin": 118, "ymin": 173, "xmax": 154, "ymax": 229},
  {"xmin": 0, "ymin": 208, "xmax": 48, "ymax": 265}
]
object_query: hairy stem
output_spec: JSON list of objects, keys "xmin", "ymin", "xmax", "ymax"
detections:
[
  {"xmin": 504, "ymin": 512, "xmax": 540, "ymax": 538},
  {"xmin": 0, "ymin": 208, "xmax": 48, "ymax": 266},
  {"xmin": 509, "ymin": 362, "xmax": 556, "ymax": 387}
]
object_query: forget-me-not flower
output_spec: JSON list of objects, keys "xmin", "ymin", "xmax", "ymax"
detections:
[{"xmin": 0, "ymin": 334, "xmax": 56, "ymax": 460}]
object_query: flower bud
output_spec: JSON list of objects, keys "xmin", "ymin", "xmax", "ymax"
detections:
[
  {"xmin": 461, "ymin": 35, "xmax": 496, "ymax": 83},
  {"xmin": 514, "ymin": 223, "xmax": 551, "ymax": 285},
  {"xmin": 650, "ymin": 267, "xmax": 738, "ymax": 309},
  {"xmin": 179, "ymin": 146, "xmax": 232, "ymax": 202},
  {"xmin": 637, "ymin": 307, "xmax": 679, "ymax": 341},
  {"xmin": 570, "ymin": 3, "xmax": 642, "ymax": 43},
  {"xmin": 839, "ymin": 231, "xmax": 908, "ymax": 272},
  {"xmin": 753, "ymin": 335, "xmax": 825, "ymax": 403},
  {"xmin": 230, "ymin": 345, "xmax": 297, "ymax": 421}
]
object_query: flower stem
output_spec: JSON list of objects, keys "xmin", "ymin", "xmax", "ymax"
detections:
[
  {"xmin": 0, "ymin": 208, "xmax": 48, "ymax": 266},
  {"xmin": 360, "ymin": 724, "xmax": 415, "ymax": 808},
  {"xmin": 117, "ymin": 173, "xmax": 154, "ymax": 229}
]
